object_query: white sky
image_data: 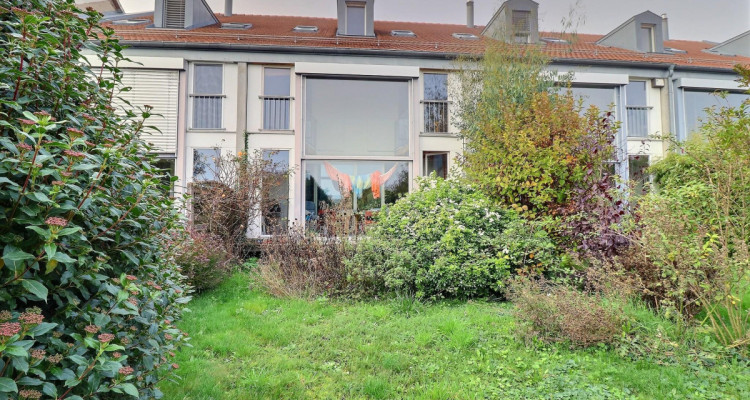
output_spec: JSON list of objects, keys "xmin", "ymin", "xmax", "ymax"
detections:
[{"xmin": 119, "ymin": 0, "xmax": 750, "ymax": 42}]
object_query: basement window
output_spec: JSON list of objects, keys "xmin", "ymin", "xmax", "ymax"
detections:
[
  {"xmin": 293, "ymin": 25, "xmax": 319, "ymax": 33},
  {"xmin": 391, "ymin": 30, "xmax": 416, "ymax": 37},
  {"xmin": 221, "ymin": 22, "xmax": 252, "ymax": 30},
  {"xmin": 452, "ymin": 33, "xmax": 479, "ymax": 40}
]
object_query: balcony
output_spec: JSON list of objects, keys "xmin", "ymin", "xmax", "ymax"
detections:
[
  {"xmin": 192, "ymin": 95, "xmax": 223, "ymax": 129},
  {"xmin": 262, "ymin": 96, "xmax": 292, "ymax": 131},
  {"xmin": 423, "ymin": 100, "xmax": 449, "ymax": 133},
  {"xmin": 626, "ymin": 106, "xmax": 652, "ymax": 137}
]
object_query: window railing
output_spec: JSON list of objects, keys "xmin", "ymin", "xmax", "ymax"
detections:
[
  {"xmin": 626, "ymin": 105, "xmax": 652, "ymax": 137},
  {"xmin": 261, "ymin": 96, "xmax": 292, "ymax": 131},
  {"xmin": 423, "ymin": 100, "xmax": 449, "ymax": 133},
  {"xmin": 191, "ymin": 95, "xmax": 223, "ymax": 129}
]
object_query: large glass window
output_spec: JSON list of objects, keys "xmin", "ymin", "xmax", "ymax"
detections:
[
  {"xmin": 192, "ymin": 148, "xmax": 221, "ymax": 181},
  {"xmin": 262, "ymin": 150, "xmax": 290, "ymax": 235},
  {"xmin": 191, "ymin": 64, "xmax": 223, "ymax": 129},
  {"xmin": 683, "ymin": 90, "xmax": 749, "ymax": 137},
  {"xmin": 626, "ymin": 81, "xmax": 650, "ymax": 137},
  {"xmin": 304, "ymin": 78, "xmax": 410, "ymax": 157},
  {"xmin": 345, "ymin": 2, "xmax": 366, "ymax": 35},
  {"xmin": 569, "ymin": 86, "xmax": 617, "ymax": 113},
  {"xmin": 424, "ymin": 73, "xmax": 449, "ymax": 133},
  {"xmin": 305, "ymin": 160, "xmax": 409, "ymax": 219},
  {"xmin": 263, "ymin": 68, "xmax": 292, "ymax": 130}
]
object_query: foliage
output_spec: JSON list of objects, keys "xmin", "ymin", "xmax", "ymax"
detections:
[
  {"xmin": 0, "ymin": 2, "xmax": 190, "ymax": 398},
  {"xmin": 347, "ymin": 177, "xmax": 561, "ymax": 299},
  {"xmin": 508, "ymin": 276, "xmax": 627, "ymax": 347},
  {"xmin": 161, "ymin": 273, "xmax": 750, "ymax": 399},
  {"xmin": 627, "ymin": 82, "xmax": 750, "ymax": 350},
  {"xmin": 172, "ymin": 230, "xmax": 232, "ymax": 293},
  {"xmin": 255, "ymin": 197, "xmax": 358, "ymax": 298},
  {"xmin": 190, "ymin": 150, "xmax": 289, "ymax": 259}
]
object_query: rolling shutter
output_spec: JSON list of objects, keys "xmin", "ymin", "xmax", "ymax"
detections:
[
  {"xmin": 114, "ymin": 69, "xmax": 180, "ymax": 154},
  {"xmin": 164, "ymin": 0, "xmax": 186, "ymax": 29}
]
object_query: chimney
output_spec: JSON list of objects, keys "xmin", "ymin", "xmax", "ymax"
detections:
[
  {"xmin": 225, "ymin": 0, "xmax": 233, "ymax": 17},
  {"xmin": 467, "ymin": 1, "xmax": 475, "ymax": 28},
  {"xmin": 661, "ymin": 13, "xmax": 669, "ymax": 40}
]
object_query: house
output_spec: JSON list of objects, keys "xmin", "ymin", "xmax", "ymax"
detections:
[{"xmin": 88, "ymin": 0, "xmax": 750, "ymax": 234}]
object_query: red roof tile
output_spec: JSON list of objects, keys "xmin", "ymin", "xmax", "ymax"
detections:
[{"xmin": 105, "ymin": 14, "xmax": 750, "ymax": 71}]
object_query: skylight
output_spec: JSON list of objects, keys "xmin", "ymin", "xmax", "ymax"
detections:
[
  {"xmin": 391, "ymin": 30, "xmax": 416, "ymax": 37},
  {"xmin": 665, "ymin": 47, "xmax": 687, "ymax": 54},
  {"xmin": 221, "ymin": 22, "xmax": 252, "ymax": 30},
  {"xmin": 112, "ymin": 18, "xmax": 150, "ymax": 26},
  {"xmin": 540, "ymin": 37, "xmax": 569, "ymax": 44},
  {"xmin": 293, "ymin": 25, "xmax": 319, "ymax": 33},
  {"xmin": 452, "ymin": 33, "xmax": 479, "ymax": 40}
]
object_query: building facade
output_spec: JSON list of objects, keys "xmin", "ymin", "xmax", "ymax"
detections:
[{"xmin": 93, "ymin": 0, "xmax": 750, "ymax": 234}]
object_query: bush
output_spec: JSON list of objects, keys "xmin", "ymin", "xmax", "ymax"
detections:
[
  {"xmin": 0, "ymin": 3, "xmax": 189, "ymax": 398},
  {"xmin": 173, "ymin": 231, "xmax": 233, "ymax": 292},
  {"xmin": 255, "ymin": 198, "xmax": 357, "ymax": 298},
  {"xmin": 509, "ymin": 277, "xmax": 626, "ymax": 347},
  {"xmin": 347, "ymin": 177, "xmax": 561, "ymax": 299}
]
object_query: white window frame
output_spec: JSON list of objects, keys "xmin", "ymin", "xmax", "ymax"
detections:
[
  {"xmin": 189, "ymin": 63, "xmax": 225, "ymax": 130},
  {"xmin": 260, "ymin": 67, "xmax": 293, "ymax": 132},
  {"xmin": 423, "ymin": 151, "xmax": 449, "ymax": 179}
]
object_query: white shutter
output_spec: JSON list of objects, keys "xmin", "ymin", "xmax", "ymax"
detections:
[{"xmin": 114, "ymin": 69, "xmax": 180, "ymax": 154}]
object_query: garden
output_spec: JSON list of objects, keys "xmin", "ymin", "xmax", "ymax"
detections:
[{"xmin": 1, "ymin": 1, "xmax": 749, "ymax": 399}]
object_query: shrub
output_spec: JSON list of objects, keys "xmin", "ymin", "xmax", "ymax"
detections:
[
  {"xmin": 626, "ymin": 80, "xmax": 750, "ymax": 350},
  {"xmin": 347, "ymin": 177, "xmax": 561, "ymax": 299},
  {"xmin": 173, "ymin": 231, "xmax": 233, "ymax": 292},
  {"xmin": 255, "ymin": 198, "xmax": 357, "ymax": 298},
  {"xmin": 0, "ymin": 3, "xmax": 189, "ymax": 398},
  {"xmin": 509, "ymin": 277, "xmax": 626, "ymax": 347}
]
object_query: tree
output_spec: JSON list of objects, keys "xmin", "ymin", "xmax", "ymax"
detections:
[{"xmin": 0, "ymin": 1, "xmax": 189, "ymax": 398}]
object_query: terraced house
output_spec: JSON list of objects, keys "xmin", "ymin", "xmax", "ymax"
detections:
[{"xmin": 90, "ymin": 0, "xmax": 750, "ymax": 235}]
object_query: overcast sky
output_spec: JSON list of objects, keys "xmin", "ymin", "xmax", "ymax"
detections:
[{"xmin": 118, "ymin": 0, "xmax": 749, "ymax": 42}]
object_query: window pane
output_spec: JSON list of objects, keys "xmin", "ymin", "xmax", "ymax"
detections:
[
  {"xmin": 424, "ymin": 153, "xmax": 448, "ymax": 179},
  {"xmin": 424, "ymin": 74, "xmax": 448, "ymax": 100},
  {"xmin": 264, "ymin": 68, "xmax": 291, "ymax": 96},
  {"xmin": 262, "ymin": 150, "xmax": 290, "ymax": 235},
  {"xmin": 629, "ymin": 155, "xmax": 650, "ymax": 195},
  {"xmin": 346, "ymin": 4, "xmax": 365, "ymax": 35},
  {"xmin": 305, "ymin": 160, "xmax": 409, "ymax": 223},
  {"xmin": 193, "ymin": 148, "xmax": 221, "ymax": 181},
  {"xmin": 193, "ymin": 65, "xmax": 222, "ymax": 94},
  {"xmin": 569, "ymin": 86, "xmax": 616, "ymax": 114},
  {"xmin": 626, "ymin": 81, "xmax": 647, "ymax": 106},
  {"xmin": 684, "ymin": 90, "xmax": 749, "ymax": 137},
  {"xmin": 304, "ymin": 78, "xmax": 409, "ymax": 157},
  {"xmin": 155, "ymin": 158, "xmax": 176, "ymax": 195}
]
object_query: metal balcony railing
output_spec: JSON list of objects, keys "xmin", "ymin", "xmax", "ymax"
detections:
[
  {"xmin": 626, "ymin": 106, "xmax": 652, "ymax": 137},
  {"xmin": 191, "ymin": 95, "xmax": 223, "ymax": 129},
  {"xmin": 262, "ymin": 96, "xmax": 292, "ymax": 130},
  {"xmin": 423, "ymin": 100, "xmax": 449, "ymax": 133}
]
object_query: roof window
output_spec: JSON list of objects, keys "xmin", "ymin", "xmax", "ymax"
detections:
[
  {"xmin": 112, "ymin": 18, "xmax": 150, "ymax": 26},
  {"xmin": 540, "ymin": 37, "xmax": 569, "ymax": 44},
  {"xmin": 221, "ymin": 22, "xmax": 252, "ymax": 30},
  {"xmin": 452, "ymin": 33, "xmax": 479, "ymax": 40},
  {"xmin": 293, "ymin": 25, "xmax": 319, "ymax": 33},
  {"xmin": 391, "ymin": 30, "xmax": 416, "ymax": 37},
  {"xmin": 665, "ymin": 47, "xmax": 687, "ymax": 54}
]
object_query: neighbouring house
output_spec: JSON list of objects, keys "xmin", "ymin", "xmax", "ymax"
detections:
[{"xmin": 83, "ymin": 0, "xmax": 750, "ymax": 235}]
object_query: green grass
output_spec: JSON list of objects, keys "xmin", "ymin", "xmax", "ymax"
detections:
[{"xmin": 161, "ymin": 273, "xmax": 750, "ymax": 399}]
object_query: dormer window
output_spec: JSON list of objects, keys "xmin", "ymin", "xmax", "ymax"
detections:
[
  {"xmin": 345, "ymin": 1, "xmax": 366, "ymax": 36},
  {"xmin": 163, "ymin": 0, "xmax": 186, "ymax": 29},
  {"xmin": 512, "ymin": 10, "xmax": 531, "ymax": 43},
  {"xmin": 641, "ymin": 24, "xmax": 655, "ymax": 52}
]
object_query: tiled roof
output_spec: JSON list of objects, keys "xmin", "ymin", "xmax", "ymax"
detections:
[{"xmin": 105, "ymin": 14, "xmax": 750, "ymax": 71}]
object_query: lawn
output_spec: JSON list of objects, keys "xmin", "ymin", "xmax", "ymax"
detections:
[{"xmin": 161, "ymin": 273, "xmax": 749, "ymax": 399}]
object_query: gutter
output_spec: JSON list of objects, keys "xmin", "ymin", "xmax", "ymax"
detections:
[
  {"xmin": 116, "ymin": 40, "xmax": 740, "ymax": 73},
  {"xmin": 667, "ymin": 64, "xmax": 676, "ymax": 142}
]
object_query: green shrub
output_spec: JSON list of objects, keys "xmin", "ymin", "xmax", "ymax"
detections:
[
  {"xmin": 173, "ymin": 231, "xmax": 233, "ymax": 292},
  {"xmin": 347, "ymin": 177, "xmax": 561, "ymax": 299},
  {"xmin": 0, "ymin": 2, "xmax": 189, "ymax": 398}
]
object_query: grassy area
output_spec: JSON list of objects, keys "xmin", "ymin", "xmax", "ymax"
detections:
[{"xmin": 162, "ymin": 273, "xmax": 749, "ymax": 399}]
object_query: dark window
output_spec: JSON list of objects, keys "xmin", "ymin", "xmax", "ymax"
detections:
[
  {"xmin": 424, "ymin": 153, "xmax": 448, "ymax": 179},
  {"xmin": 262, "ymin": 150, "xmax": 290, "ymax": 235},
  {"xmin": 154, "ymin": 157, "xmax": 176, "ymax": 195},
  {"xmin": 629, "ymin": 155, "xmax": 650, "ymax": 195}
]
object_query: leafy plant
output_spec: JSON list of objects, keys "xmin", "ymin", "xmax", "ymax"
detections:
[
  {"xmin": 172, "ymin": 230, "xmax": 233, "ymax": 292},
  {"xmin": 0, "ymin": 2, "xmax": 190, "ymax": 398},
  {"xmin": 347, "ymin": 177, "xmax": 561, "ymax": 299}
]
